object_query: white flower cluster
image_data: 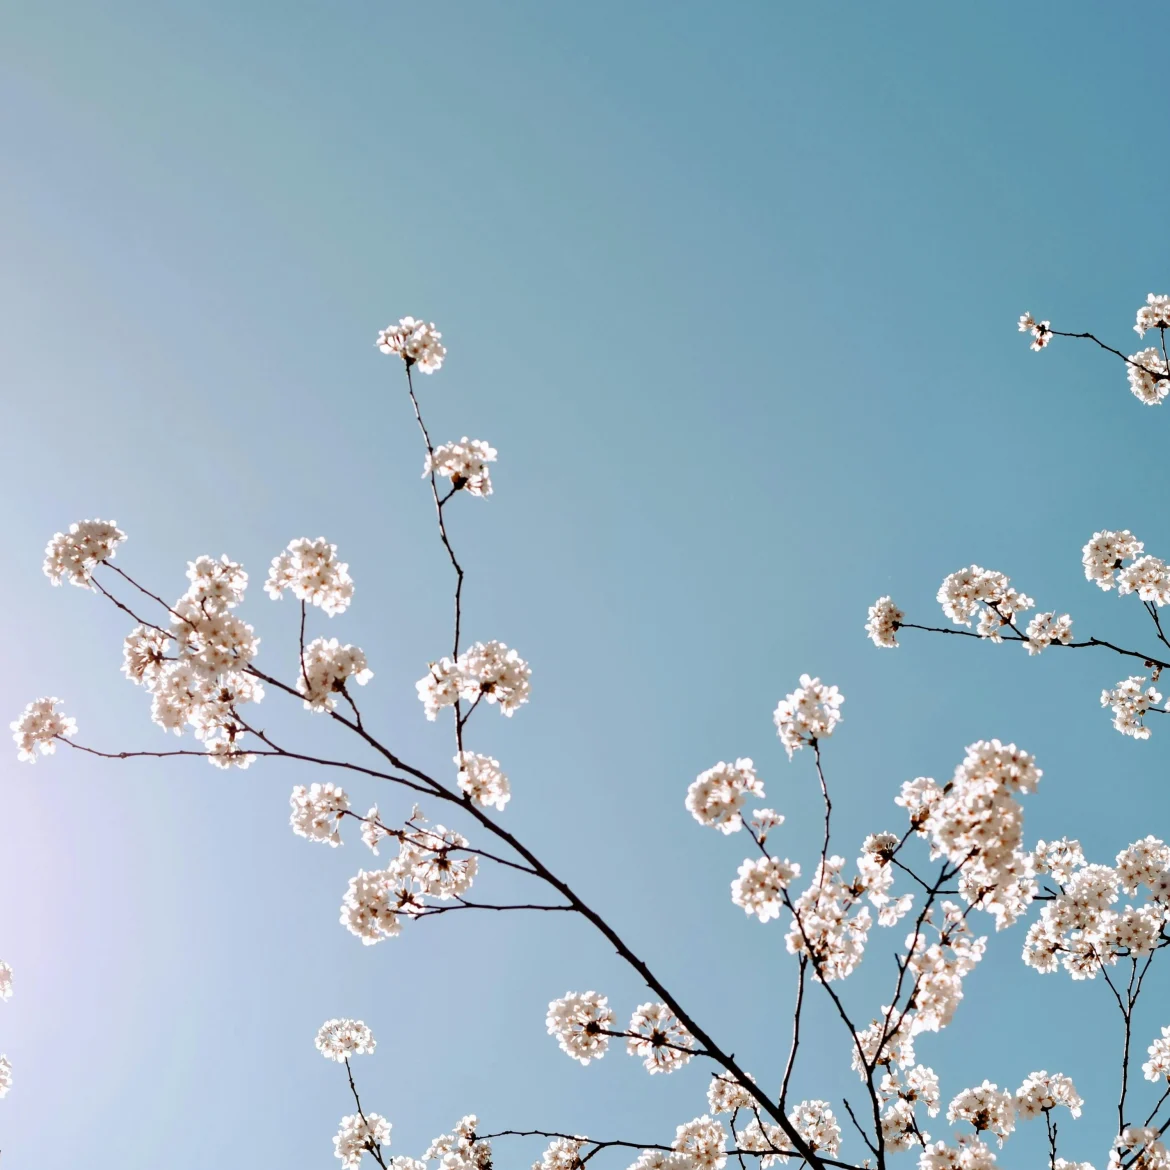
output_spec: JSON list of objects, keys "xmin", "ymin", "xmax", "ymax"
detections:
[
  {"xmin": 879, "ymin": 1065, "xmax": 940, "ymax": 1153},
  {"xmin": 1083, "ymin": 529, "xmax": 1145, "ymax": 589},
  {"xmin": 416, "ymin": 640, "xmax": 531, "ymax": 719},
  {"xmin": 11, "ymin": 697, "xmax": 76, "ymax": 763},
  {"xmin": 534, "ymin": 1137, "xmax": 582, "ymax": 1170},
  {"xmin": 670, "ymin": 1116, "xmax": 728, "ymax": 1170},
  {"xmin": 686, "ymin": 759, "xmax": 765, "ymax": 834},
  {"xmin": 454, "ymin": 751, "xmax": 510, "ymax": 810},
  {"xmin": 787, "ymin": 1100, "xmax": 841, "ymax": 1157},
  {"xmin": 340, "ymin": 826, "xmax": 478, "ymax": 945},
  {"xmin": 297, "ymin": 637, "xmax": 373, "ymax": 712},
  {"xmin": 773, "ymin": 675, "xmax": 843, "ymax": 758},
  {"xmin": 1145, "ymin": 1026, "xmax": 1170, "ymax": 1082},
  {"xmin": 334, "ymin": 1112, "xmax": 392, "ymax": 1168},
  {"xmin": 937, "ymin": 566, "xmax": 1067, "ymax": 646},
  {"xmin": 266, "ymin": 538, "xmax": 354, "ymax": 616},
  {"xmin": 315, "ymin": 1018, "xmax": 376, "ymax": 1062},
  {"xmin": 1128, "ymin": 348, "xmax": 1170, "ymax": 405},
  {"xmin": 1101, "ymin": 676, "xmax": 1163, "ymax": 739},
  {"xmin": 1024, "ymin": 835, "xmax": 1170, "ymax": 979},
  {"xmin": 43, "ymin": 519, "xmax": 127, "ymax": 587},
  {"xmin": 1015, "ymin": 1071, "xmax": 1083, "ymax": 1119},
  {"xmin": 290, "ymin": 782, "xmax": 350, "ymax": 846},
  {"xmin": 1111, "ymin": 1128, "xmax": 1170, "ymax": 1170},
  {"xmin": 546, "ymin": 991, "xmax": 615, "ymax": 1065},
  {"xmin": 866, "ymin": 596, "xmax": 904, "ymax": 648},
  {"xmin": 732, "ymin": 856, "xmax": 801, "ymax": 923},
  {"xmin": 625, "ymin": 1002, "xmax": 694, "ymax": 1074},
  {"xmin": 376, "ymin": 316, "xmax": 446, "ymax": 373},
  {"xmin": 785, "ymin": 855, "xmax": 872, "ymax": 981},
  {"xmin": 1135, "ymin": 294, "xmax": 1170, "ymax": 337},
  {"xmin": 1018, "ymin": 312, "xmax": 1052, "ymax": 350},
  {"xmin": 426, "ymin": 438, "xmax": 496, "ymax": 497},
  {"xmin": 423, "ymin": 1114, "xmax": 492, "ymax": 1170}
]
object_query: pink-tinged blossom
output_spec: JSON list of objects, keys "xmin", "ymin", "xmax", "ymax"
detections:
[
  {"xmin": 334, "ymin": 1112, "xmax": 392, "ymax": 1168},
  {"xmin": 1019, "ymin": 312, "xmax": 1052, "ymax": 350},
  {"xmin": 1144, "ymin": 1027, "xmax": 1170, "ymax": 1083},
  {"xmin": 290, "ymin": 782, "xmax": 350, "ymax": 846},
  {"xmin": 686, "ymin": 758, "xmax": 765, "ymax": 834},
  {"xmin": 455, "ymin": 752, "xmax": 511, "ymax": 810},
  {"xmin": 946, "ymin": 1081, "xmax": 1015, "ymax": 1145},
  {"xmin": 11, "ymin": 697, "xmax": 76, "ymax": 763},
  {"xmin": 426, "ymin": 438, "xmax": 496, "ymax": 497},
  {"xmin": 1024, "ymin": 611, "xmax": 1073, "ymax": 655},
  {"xmin": 546, "ymin": 992, "xmax": 615, "ymax": 1065},
  {"xmin": 265, "ymin": 538, "xmax": 354, "ymax": 615},
  {"xmin": 376, "ymin": 316, "xmax": 446, "ymax": 373},
  {"xmin": 1135, "ymin": 294, "xmax": 1170, "ymax": 337},
  {"xmin": 866, "ymin": 596, "xmax": 904, "ymax": 648},
  {"xmin": 937, "ymin": 566, "xmax": 1034, "ymax": 641},
  {"xmin": 774, "ymin": 675, "xmax": 843, "ymax": 757},
  {"xmin": 417, "ymin": 641, "xmax": 531, "ymax": 719},
  {"xmin": 315, "ymin": 1018, "xmax": 376, "ymax": 1061},
  {"xmin": 297, "ymin": 637, "xmax": 373, "ymax": 712},
  {"xmin": 1101, "ymin": 677, "xmax": 1163, "ymax": 739},
  {"xmin": 43, "ymin": 519, "xmax": 127, "ymax": 587},
  {"xmin": 1083, "ymin": 530, "xmax": 1144, "ymax": 590},
  {"xmin": 731, "ymin": 856, "xmax": 800, "ymax": 922}
]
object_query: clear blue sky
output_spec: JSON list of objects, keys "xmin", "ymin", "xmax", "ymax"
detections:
[{"xmin": 2, "ymin": 3, "xmax": 1168, "ymax": 1166}]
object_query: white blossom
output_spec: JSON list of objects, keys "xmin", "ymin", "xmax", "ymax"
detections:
[
  {"xmin": 788, "ymin": 1100, "xmax": 840, "ymax": 1157},
  {"xmin": 1018, "ymin": 312, "xmax": 1052, "ymax": 351},
  {"xmin": 11, "ymin": 697, "xmax": 76, "ymax": 762},
  {"xmin": 786, "ymin": 855, "xmax": 873, "ymax": 981},
  {"xmin": 546, "ymin": 991, "xmax": 615, "ymax": 1065},
  {"xmin": 315, "ymin": 1018, "xmax": 376, "ymax": 1061},
  {"xmin": 427, "ymin": 438, "xmax": 496, "ymax": 497},
  {"xmin": 43, "ymin": 519, "xmax": 126, "ymax": 587},
  {"xmin": 866, "ymin": 596, "xmax": 905, "ymax": 648},
  {"xmin": 1127, "ymin": 348, "xmax": 1170, "ymax": 405},
  {"xmin": 919, "ymin": 1134, "xmax": 998, "ymax": 1170},
  {"xmin": 946, "ymin": 1081, "xmax": 1015, "ymax": 1145},
  {"xmin": 340, "ymin": 868, "xmax": 403, "ymax": 945},
  {"xmin": 1015, "ymin": 1070, "xmax": 1082, "ymax": 1118},
  {"xmin": 1117, "ymin": 556, "xmax": 1170, "ymax": 605},
  {"xmin": 1024, "ymin": 611, "xmax": 1073, "ymax": 655},
  {"xmin": 672, "ymin": 1116, "xmax": 727, "ymax": 1170},
  {"xmin": 937, "ymin": 566, "xmax": 1033, "ymax": 640},
  {"xmin": 376, "ymin": 316, "xmax": 445, "ymax": 373},
  {"xmin": 334, "ymin": 1112, "xmax": 392, "ymax": 1168},
  {"xmin": 122, "ymin": 625, "xmax": 172, "ymax": 687},
  {"xmin": 1116, "ymin": 837, "xmax": 1170, "ymax": 895},
  {"xmin": 1144, "ymin": 1027, "xmax": 1170, "ymax": 1082},
  {"xmin": 1101, "ymin": 676, "xmax": 1163, "ymax": 739},
  {"xmin": 409, "ymin": 826, "xmax": 477, "ymax": 899},
  {"xmin": 455, "ymin": 752, "xmax": 511, "ymax": 810},
  {"xmin": 1082, "ymin": 530, "xmax": 1144, "ymax": 590},
  {"xmin": 626, "ymin": 1002, "xmax": 694, "ymax": 1074},
  {"xmin": 423, "ymin": 1115, "xmax": 492, "ymax": 1170},
  {"xmin": 686, "ymin": 759, "xmax": 765, "ymax": 834},
  {"xmin": 1135, "ymin": 294, "xmax": 1170, "ymax": 337},
  {"xmin": 297, "ymin": 638, "xmax": 373, "ymax": 712},
  {"xmin": 773, "ymin": 675, "xmax": 843, "ymax": 758},
  {"xmin": 534, "ymin": 1137, "xmax": 582, "ymax": 1170},
  {"xmin": 707, "ymin": 1071, "xmax": 757, "ymax": 1114},
  {"xmin": 417, "ymin": 641, "xmax": 531, "ymax": 719},
  {"xmin": 290, "ymin": 782, "xmax": 349, "ymax": 846},
  {"xmin": 361, "ymin": 806, "xmax": 392, "ymax": 855},
  {"xmin": 265, "ymin": 538, "xmax": 354, "ymax": 615},
  {"xmin": 731, "ymin": 856, "xmax": 800, "ymax": 922}
]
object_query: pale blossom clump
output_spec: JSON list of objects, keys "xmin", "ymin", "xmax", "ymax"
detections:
[
  {"xmin": 686, "ymin": 759, "xmax": 765, "ymax": 834},
  {"xmin": 334, "ymin": 1112, "xmax": 392, "ymax": 1168},
  {"xmin": 290, "ymin": 782, "xmax": 350, "ymax": 846},
  {"xmin": 672, "ymin": 1116, "xmax": 728, "ymax": 1170},
  {"xmin": 417, "ymin": 641, "xmax": 531, "ymax": 719},
  {"xmin": 866, "ymin": 596, "xmax": 905, "ymax": 648},
  {"xmin": 423, "ymin": 1115, "xmax": 492, "ymax": 1170},
  {"xmin": 297, "ymin": 638, "xmax": 373, "ymax": 712},
  {"xmin": 43, "ymin": 519, "xmax": 127, "ymax": 587},
  {"xmin": 786, "ymin": 855, "xmax": 874, "ymax": 982},
  {"xmin": 707, "ymin": 1071, "xmax": 757, "ymax": 1114},
  {"xmin": 626, "ymin": 1002, "xmax": 694, "ymax": 1074},
  {"xmin": 376, "ymin": 316, "xmax": 446, "ymax": 373},
  {"xmin": 546, "ymin": 992, "xmax": 616, "ymax": 1065},
  {"xmin": 937, "ymin": 566, "xmax": 1034, "ymax": 641},
  {"xmin": 1019, "ymin": 312, "xmax": 1052, "ymax": 350},
  {"xmin": 409, "ymin": 825, "xmax": 478, "ymax": 900},
  {"xmin": 360, "ymin": 806, "xmax": 391, "ymax": 855},
  {"xmin": 122, "ymin": 625, "xmax": 172, "ymax": 687},
  {"xmin": 1024, "ymin": 611, "xmax": 1073, "ymax": 655},
  {"xmin": 1117, "ymin": 556, "xmax": 1170, "ymax": 606},
  {"xmin": 1116, "ymin": 837, "xmax": 1170, "ymax": 895},
  {"xmin": 0, "ymin": 1055, "xmax": 10, "ymax": 1098},
  {"xmin": 751, "ymin": 808, "xmax": 785, "ymax": 842},
  {"xmin": 731, "ymin": 856, "xmax": 800, "ymax": 922},
  {"xmin": 1015, "ymin": 1071, "xmax": 1082, "ymax": 1119},
  {"xmin": 773, "ymin": 675, "xmax": 843, "ymax": 758},
  {"xmin": 12, "ymin": 697, "xmax": 77, "ymax": 762},
  {"xmin": 919, "ymin": 1134, "xmax": 998, "ymax": 1170},
  {"xmin": 1135, "ymin": 294, "xmax": 1170, "ymax": 337},
  {"xmin": 1023, "ymin": 861, "xmax": 1122, "ymax": 979},
  {"xmin": 1111, "ymin": 1128, "xmax": 1170, "ymax": 1170},
  {"xmin": 0, "ymin": 962, "xmax": 11, "ymax": 1001},
  {"xmin": 1101, "ymin": 677, "xmax": 1163, "ymax": 739},
  {"xmin": 1031, "ymin": 837, "xmax": 1086, "ymax": 886},
  {"xmin": 340, "ymin": 868, "xmax": 403, "ymax": 945},
  {"xmin": 534, "ymin": 1137, "xmax": 582, "ymax": 1170},
  {"xmin": 946, "ymin": 1081, "xmax": 1016, "ymax": 1145},
  {"xmin": 1144, "ymin": 1027, "xmax": 1170, "ymax": 1082},
  {"xmin": 1127, "ymin": 349, "xmax": 1170, "ymax": 405},
  {"xmin": 1082, "ymin": 530, "xmax": 1144, "ymax": 589},
  {"xmin": 426, "ymin": 438, "xmax": 496, "ymax": 497},
  {"xmin": 788, "ymin": 1100, "xmax": 841, "ymax": 1157},
  {"xmin": 455, "ymin": 752, "xmax": 511, "ymax": 810},
  {"xmin": 315, "ymin": 1018, "xmax": 376, "ymax": 1062},
  {"xmin": 265, "ymin": 538, "xmax": 354, "ymax": 616}
]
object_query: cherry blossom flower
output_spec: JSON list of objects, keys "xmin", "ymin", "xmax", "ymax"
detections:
[
  {"xmin": 1101, "ymin": 676, "xmax": 1163, "ymax": 739},
  {"xmin": 290, "ymin": 782, "xmax": 350, "ymax": 846},
  {"xmin": 1015, "ymin": 1070, "xmax": 1082, "ymax": 1119},
  {"xmin": 340, "ymin": 868, "xmax": 403, "ymax": 945},
  {"xmin": 546, "ymin": 992, "xmax": 615, "ymax": 1065},
  {"xmin": 334, "ymin": 1112, "xmax": 392, "ymax": 1168},
  {"xmin": 297, "ymin": 637, "xmax": 373, "ymax": 712},
  {"xmin": 1135, "ymin": 294, "xmax": 1170, "ymax": 337},
  {"xmin": 376, "ymin": 316, "xmax": 446, "ymax": 373},
  {"xmin": 625, "ymin": 1002, "xmax": 694, "ymax": 1074},
  {"xmin": 417, "ymin": 641, "xmax": 531, "ymax": 719},
  {"xmin": 11, "ymin": 697, "xmax": 77, "ymax": 762},
  {"xmin": 0, "ymin": 961, "xmax": 11, "ymax": 1002},
  {"xmin": 686, "ymin": 759, "xmax": 765, "ymax": 834},
  {"xmin": 937, "ymin": 566, "xmax": 1034, "ymax": 640},
  {"xmin": 315, "ymin": 1018, "xmax": 376, "ymax": 1061},
  {"xmin": 534, "ymin": 1137, "xmax": 582, "ymax": 1170},
  {"xmin": 1024, "ymin": 611, "xmax": 1073, "ymax": 655},
  {"xmin": 455, "ymin": 752, "xmax": 511, "ymax": 810},
  {"xmin": 43, "ymin": 519, "xmax": 127, "ymax": 587},
  {"xmin": 946, "ymin": 1081, "xmax": 1015, "ymax": 1145},
  {"xmin": 1144, "ymin": 1027, "xmax": 1170, "ymax": 1082},
  {"xmin": 788, "ymin": 1100, "xmax": 840, "ymax": 1157},
  {"xmin": 707, "ymin": 1071, "xmax": 756, "ymax": 1114},
  {"xmin": 266, "ymin": 538, "xmax": 354, "ymax": 615},
  {"xmin": 1128, "ymin": 348, "xmax": 1170, "ymax": 405},
  {"xmin": 671, "ymin": 1116, "xmax": 727, "ymax": 1170},
  {"xmin": 1117, "ymin": 555, "xmax": 1170, "ymax": 605},
  {"xmin": 1019, "ymin": 312, "xmax": 1052, "ymax": 350},
  {"xmin": 866, "ymin": 596, "xmax": 905, "ymax": 648},
  {"xmin": 773, "ymin": 675, "xmax": 843, "ymax": 757},
  {"xmin": 424, "ymin": 1115, "xmax": 492, "ymax": 1170},
  {"xmin": 426, "ymin": 438, "xmax": 496, "ymax": 497},
  {"xmin": 1083, "ymin": 530, "xmax": 1144, "ymax": 589},
  {"xmin": 731, "ymin": 856, "xmax": 800, "ymax": 923}
]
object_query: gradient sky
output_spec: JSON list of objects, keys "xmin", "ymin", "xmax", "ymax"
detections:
[{"xmin": 3, "ymin": 3, "xmax": 1169, "ymax": 1166}]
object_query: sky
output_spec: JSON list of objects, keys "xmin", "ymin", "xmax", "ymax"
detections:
[{"xmin": 2, "ymin": 2, "xmax": 1169, "ymax": 1166}]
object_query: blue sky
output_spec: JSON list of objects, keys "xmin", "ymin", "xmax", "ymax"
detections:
[{"xmin": 2, "ymin": 3, "xmax": 1169, "ymax": 1166}]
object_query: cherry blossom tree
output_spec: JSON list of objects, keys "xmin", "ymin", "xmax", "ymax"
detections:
[{"xmin": 10, "ymin": 307, "xmax": 1170, "ymax": 1170}]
